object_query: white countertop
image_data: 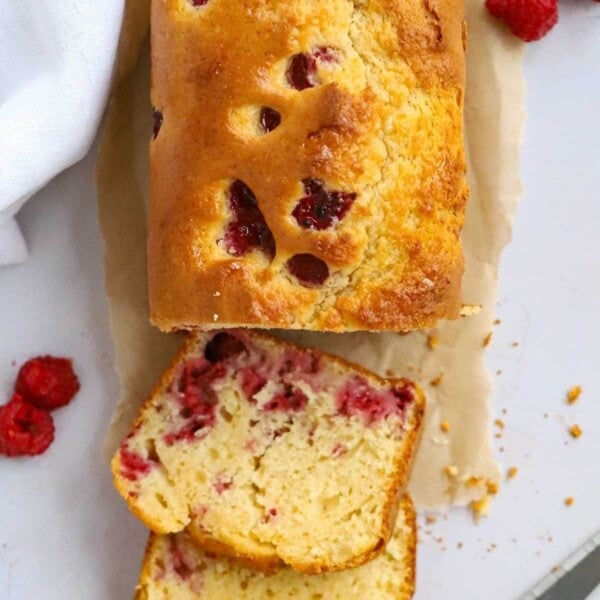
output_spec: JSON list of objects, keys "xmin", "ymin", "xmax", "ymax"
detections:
[{"xmin": 1, "ymin": 5, "xmax": 599, "ymax": 599}]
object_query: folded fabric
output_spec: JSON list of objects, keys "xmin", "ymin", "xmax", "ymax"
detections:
[{"xmin": 0, "ymin": 0, "xmax": 124, "ymax": 265}]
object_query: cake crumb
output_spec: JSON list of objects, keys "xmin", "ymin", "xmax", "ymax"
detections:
[
  {"xmin": 494, "ymin": 419, "xmax": 505, "ymax": 429},
  {"xmin": 496, "ymin": 370, "xmax": 503, "ymax": 376},
  {"xmin": 483, "ymin": 332, "xmax": 493, "ymax": 347},
  {"xmin": 543, "ymin": 413, "xmax": 549, "ymax": 419},
  {"xmin": 564, "ymin": 497, "xmax": 574, "ymax": 507},
  {"xmin": 569, "ymin": 424, "xmax": 582, "ymax": 439},
  {"xmin": 430, "ymin": 374, "xmax": 444, "ymax": 387},
  {"xmin": 486, "ymin": 481, "xmax": 499, "ymax": 495},
  {"xmin": 443, "ymin": 465, "xmax": 458, "ymax": 477},
  {"xmin": 470, "ymin": 496, "xmax": 491, "ymax": 520},
  {"xmin": 457, "ymin": 542, "xmax": 464, "ymax": 549},
  {"xmin": 511, "ymin": 341, "xmax": 520, "ymax": 347},
  {"xmin": 460, "ymin": 304, "xmax": 482, "ymax": 317},
  {"xmin": 425, "ymin": 515, "xmax": 437, "ymax": 525},
  {"xmin": 507, "ymin": 467, "xmax": 518, "ymax": 480},
  {"xmin": 466, "ymin": 476, "xmax": 483, "ymax": 487},
  {"xmin": 551, "ymin": 565, "xmax": 559, "ymax": 573},
  {"xmin": 493, "ymin": 318, "xmax": 501, "ymax": 325},
  {"xmin": 566, "ymin": 386, "xmax": 582, "ymax": 404},
  {"xmin": 427, "ymin": 334, "xmax": 440, "ymax": 350},
  {"xmin": 440, "ymin": 421, "xmax": 451, "ymax": 433},
  {"xmin": 502, "ymin": 408, "xmax": 508, "ymax": 415}
]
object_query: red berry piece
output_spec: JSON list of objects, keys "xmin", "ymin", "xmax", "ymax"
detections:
[
  {"xmin": 485, "ymin": 0, "xmax": 558, "ymax": 42},
  {"xmin": 287, "ymin": 254, "xmax": 329, "ymax": 287},
  {"xmin": 259, "ymin": 107, "xmax": 281, "ymax": 133},
  {"xmin": 336, "ymin": 377, "xmax": 414, "ymax": 424},
  {"xmin": 292, "ymin": 178, "xmax": 356, "ymax": 230},
  {"xmin": 190, "ymin": 0, "xmax": 209, "ymax": 6},
  {"xmin": 16, "ymin": 355, "xmax": 80, "ymax": 411},
  {"xmin": 166, "ymin": 359, "xmax": 225, "ymax": 445},
  {"xmin": 286, "ymin": 53, "xmax": 318, "ymax": 90},
  {"xmin": 0, "ymin": 394, "xmax": 55, "ymax": 457},
  {"xmin": 204, "ymin": 332, "xmax": 247, "ymax": 363},
  {"xmin": 119, "ymin": 446, "xmax": 155, "ymax": 481},
  {"xmin": 262, "ymin": 386, "xmax": 308, "ymax": 412},
  {"xmin": 152, "ymin": 108, "xmax": 163, "ymax": 139},
  {"xmin": 223, "ymin": 181, "xmax": 276, "ymax": 259},
  {"xmin": 240, "ymin": 367, "xmax": 267, "ymax": 399}
]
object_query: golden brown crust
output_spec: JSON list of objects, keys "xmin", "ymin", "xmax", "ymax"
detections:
[
  {"xmin": 148, "ymin": 0, "xmax": 468, "ymax": 332},
  {"xmin": 113, "ymin": 329, "xmax": 425, "ymax": 573}
]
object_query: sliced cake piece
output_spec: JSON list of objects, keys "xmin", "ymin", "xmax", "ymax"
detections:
[
  {"xmin": 135, "ymin": 495, "xmax": 416, "ymax": 600},
  {"xmin": 112, "ymin": 329, "xmax": 424, "ymax": 573}
]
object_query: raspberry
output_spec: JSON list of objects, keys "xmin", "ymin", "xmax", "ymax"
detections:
[
  {"xmin": 287, "ymin": 253, "xmax": 329, "ymax": 287},
  {"xmin": 262, "ymin": 386, "xmax": 308, "ymax": 412},
  {"xmin": 292, "ymin": 178, "xmax": 356, "ymax": 230},
  {"xmin": 152, "ymin": 108, "xmax": 163, "ymax": 138},
  {"xmin": 204, "ymin": 332, "xmax": 247, "ymax": 363},
  {"xmin": 485, "ymin": 0, "xmax": 558, "ymax": 42},
  {"xmin": 259, "ymin": 107, "xmax": 281, "ymax": 133},
  {"xmin": 15, "ymin": 355, "xmax": 80, "ymax": 411},
  {"xmin": 223, "ymin": 181, "xmax": 276, "ymax": 259},
  {"xmin": 0, "ymin": 394, "xmax": 55, "ymax": 457}
]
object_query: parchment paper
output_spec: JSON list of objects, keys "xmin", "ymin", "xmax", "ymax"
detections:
[{"xmin": 97, "ymin": 1, "xmax": 524, "ymax": 509}]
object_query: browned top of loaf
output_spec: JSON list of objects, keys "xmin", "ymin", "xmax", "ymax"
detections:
[{"xmin": 149, "ymin": 0, "xmax": 468, "ymax": 332}]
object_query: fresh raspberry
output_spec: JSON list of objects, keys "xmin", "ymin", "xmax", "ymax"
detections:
[
  {"xmin": 0, "ymin": 394, "xmax": 55, "ymax": 457},
  {"xmin": 485, "ymin": 0, "xmax": 558, "ymax": 42},
  {"xmin": 15, "ymin": 355, "xmax": 80, "ymax": 411}
]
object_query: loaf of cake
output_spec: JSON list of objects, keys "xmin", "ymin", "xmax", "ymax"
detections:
[
  {"xmin": 134, "ymin": 495, "xmax": 416, "ymax": 599},
  {"xmin": 149, "ymin": 0, "xmax": 468, "ymax": 332},
  {"xmin": 112, "ymin": 330, "xmax": 424, "ymax": 573}
]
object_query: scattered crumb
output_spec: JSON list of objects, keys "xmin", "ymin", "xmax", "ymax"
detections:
[
  {"xmin": 483, "ymin": 332, "xmax": 493, "ymax": 348},
  {"xmin": 440, "ymin": 421, "xmax": 451, "ymax": 433},
  {"xmin": 493, "ymin": 318, "xmax": 501, "ymax": 325},
  {"xmin": 499, "ymin": 446, "xmax": 505, "ymax": 453},
  {"xmin": 10, "ymin": 360, "xmax": 16, "ymax": 367},
  {"xmin": 564, "ymin": 497, "xmax": 574, "ymax": 507},
  {"xmin": 494, "ymin": 419, "xmax": 505, "ymax": 429},
  {"xmin": 507, "ymin": 467, "xmax": 518, "ymax": 480},
  {"xmin": 425, "ymin": 515, "xmax": 437, "ymax": 525},
  {"xmin": 470, "ymin": 496, "xmax": 491, "ymax": 520},
  {"xmin": 430, "ymin": 374, "xmax": 444, "ymax": 387},
  {"xmin": 511, "ymin": 342, "xmax": 520, "ymax": 347},
  {"xmin": 502, "ymin": 408, "xmax": 508, "ymax": 415},
  {"xmin": 494, "ymin": 433, "xmax": 503, "ymax": 439},
  {"xmin": 552, "ymin": 565, "xmax": 559, "ymax": 573},
  {"xmin": 496, "ymin": 370, "xmax": 503, "ymax": 376},
  {"xmin": 213, "ymin": 291, "xmax": 221, "ymax": 297},
  {"xmin": 569, "ymin": 424, "xmax": 582, "ymax": 439},
  {"xmin": 543, "ymin": 413, "xmax": 549, "ymax": 419},
  {"xmin": 443, "ymin": 465, "xmax": 458, "ymax": 477},
  {"xmin": 457, "ymin": 542, "xmax": 464, "ymax": 549},
  {"xmin": 460, "ymin": 304, "xmax": 482, "ymax": 317},
  {"xmin": 466, "ymin": 476, "xmax": 483, "ymax": 488},
  {"xmin": 566, "ymin": 386, "xmax": 582, "ymax": 405},
  {"xmin": 213, "ymin": 313, "xmax": 219, "ymax": 322},
  {"xmin": 427, "ymin": 334, "xmax": 440, "ymax": 350},
  {"xmin": 486, "ymin": 481, "xmax": 499, "ymax": 496}
]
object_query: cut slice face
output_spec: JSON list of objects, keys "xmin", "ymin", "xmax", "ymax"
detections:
[
  {"xmin": 134, "ymin": 495, "xmax": 416, "ymax": 600},
  {"xmin": 112, "ymin": 330, "xmax": 424, "ymax": 573}
]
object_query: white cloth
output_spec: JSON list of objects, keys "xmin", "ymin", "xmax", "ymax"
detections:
[{"xmin": 0, "ymin": 1, "xmax": 124, "ymax": 265}]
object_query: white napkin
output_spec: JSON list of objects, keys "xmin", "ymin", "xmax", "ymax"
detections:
[{"xmin": 0, "ymin": 1, "xmax": 125, "ymax": 266}]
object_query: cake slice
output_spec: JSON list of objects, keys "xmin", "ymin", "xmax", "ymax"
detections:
[
  {"xmin": 112, "ymin": 329, "xmax": 424, "ymax": 573},
  {"xmin": 135, "ymin": 495, "xmax": 416, "ymax": 600}
]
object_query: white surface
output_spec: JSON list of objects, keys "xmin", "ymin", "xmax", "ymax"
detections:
[
  {"xmin": 0, "ymin": 0, "xmax": 124, "ymax": 264},
  {"xmin": 0, "ymin": 5, "xmax": 599, "ymax": 599}
]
